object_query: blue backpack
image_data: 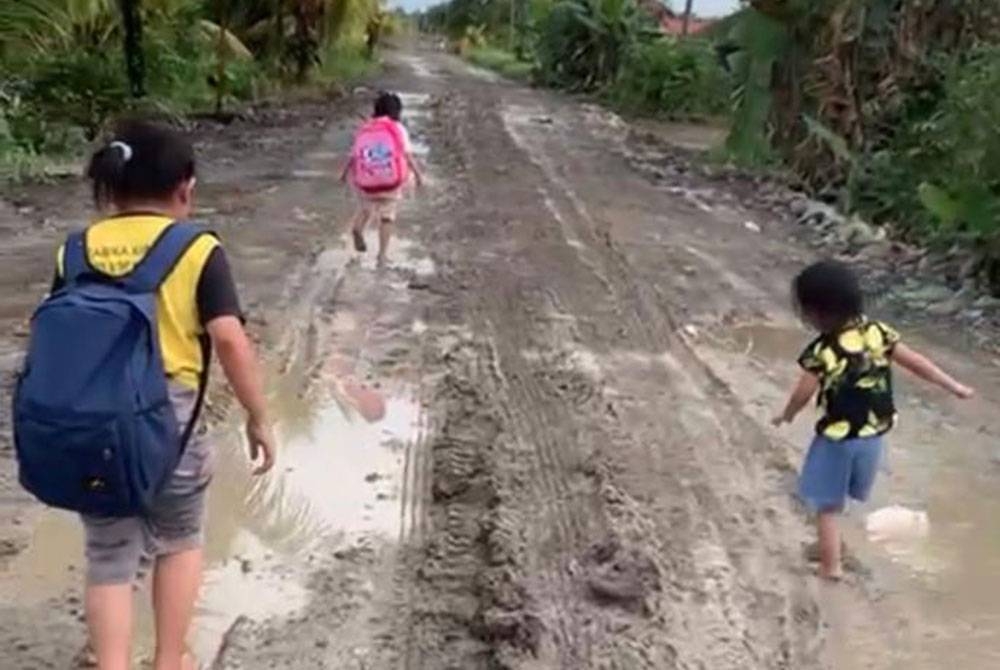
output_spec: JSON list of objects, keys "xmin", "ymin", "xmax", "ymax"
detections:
[{"xmin": 14, "ymin": 222, "xmax": 209, "ymax": 517}]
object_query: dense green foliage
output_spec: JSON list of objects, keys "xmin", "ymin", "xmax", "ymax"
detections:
[
  {"xmin": 852, "ymin": 45, "xmax": 1000, "ymax": 243},
  {"xmin": 611, "ymin": 37, "xmax": 728, "ymax": 119},
  {"xmin": 533, "ymin": 0, "xmax": 654, "ymax": 90},
  {"xmin": 717, "ymin": 1, "xmax": 1000, "ymax": 250},
  {"xmin": 0, "ymin": 0, "xmax": 386, "ymax": 178},
  {"xmin": 425, "ymin": 0, "xmax": 729, "ymax": 119}
]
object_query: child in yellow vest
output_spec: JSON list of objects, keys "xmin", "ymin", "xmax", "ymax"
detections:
[{"xmin": 58, "ymin": 121, "xmax": 276, "ymax": 670}]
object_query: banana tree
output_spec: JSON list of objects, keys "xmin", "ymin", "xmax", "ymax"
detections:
[{"xmin": 536, "ymin": 0, "xmax": 655, "ymax": 90}]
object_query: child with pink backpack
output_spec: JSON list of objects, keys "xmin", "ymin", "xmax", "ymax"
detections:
[{"xmin": 341, "ymin": 91, "xmax": 424, "ymax": 266}]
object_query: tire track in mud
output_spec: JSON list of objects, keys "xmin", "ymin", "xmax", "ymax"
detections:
[
  {"xmin": 385, "ymin": 80, "xmax": 588, "ymax": 669},
  {"xmin": 522, "ymin": 106, "xmax": 824, "ymax": 668},
  {"xmin": 396, "ymin": 52, "xmax": 827, "ymax": 669}
]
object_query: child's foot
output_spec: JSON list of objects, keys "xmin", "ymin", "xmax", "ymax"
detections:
[
  {"xmin": 352, "ymin": 229, "xmax": 367, "ymax": 253},
  {"xmin": 73, "ymin": 643, "xmax": 97, "ymax": 667},
  {"xmin": 376, "ymin": 255, "xmax": 390, "ymax": 269},
  {"xmin": 817, "ymin": 565, "xmax": 844, "ymax": 582}
]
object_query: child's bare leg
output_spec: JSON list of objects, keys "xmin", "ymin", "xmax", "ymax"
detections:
[
  {"xmin": 152, "ymin": 548, "xmax": 202, "ymax": 670},
  {"xmin": 377, "ymin": 215, "xmax": 395, "ymax": 266},
  {"xmin": 86, "ymin": 583, "xmax": 133, "ymax": 670},
  {"xmin": 817, "ymin": 511, "xmax": 843, "ymax": 580},
  {"xmin": 349, "ymin": 206, "xmax": 370, "ymax": 252}
]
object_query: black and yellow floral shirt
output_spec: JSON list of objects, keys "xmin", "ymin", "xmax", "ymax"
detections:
[{"xmin": 798, "ymin": 319, "xmax": 899, "ymax": 441}]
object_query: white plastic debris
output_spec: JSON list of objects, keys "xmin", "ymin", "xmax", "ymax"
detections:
[{"xmin": 865, "ymin": 505, "xmax": 930, "ymax": 542}]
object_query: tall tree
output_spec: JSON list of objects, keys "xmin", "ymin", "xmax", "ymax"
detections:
[{"xmin": 119, "ymin": 0, "xmax": 145, "ymax": 97}]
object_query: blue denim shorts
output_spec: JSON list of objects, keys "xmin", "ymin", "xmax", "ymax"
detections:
[{"xmin": 798, "ymin": 434, "xmax": 884, "ymax": 512}]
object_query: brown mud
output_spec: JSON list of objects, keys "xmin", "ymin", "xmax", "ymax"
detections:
[{"xmin": 2, "ymin": 45, "xmax": 1000, "ymax": 670}]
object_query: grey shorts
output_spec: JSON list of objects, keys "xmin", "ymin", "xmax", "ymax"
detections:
[{"xmin": 81, "ymin": 384, "xmax": 213, "ymax": 585}]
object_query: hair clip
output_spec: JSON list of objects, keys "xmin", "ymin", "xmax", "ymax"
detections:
[{"xmin": 109, "ymin": 141, "xmax": 134, "ymax": 162}]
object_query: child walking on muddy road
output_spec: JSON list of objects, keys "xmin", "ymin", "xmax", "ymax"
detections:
[
  {"xmin": 341, "ymin": 91, "xmax": 424, "ymax": 267},
  {"xmin": 14, "ymin": 120, "xmax": 277, "ymax": 670},
  {"xmin": 773, "ymin": 260, "xmax": 972, "ymax": 580}
]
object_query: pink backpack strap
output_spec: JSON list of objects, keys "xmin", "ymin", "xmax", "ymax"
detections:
[{"xmin": 378, "ymin": 117, "xmax": 406, "ymax": 154}]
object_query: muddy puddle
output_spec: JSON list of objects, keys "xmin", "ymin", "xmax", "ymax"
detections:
[
  {"xmin": 0, "ymin": 375, "xmax": 424, "ymax": 665},
  {"xmin": 701, "ymin": 319, "xmax": 1000, "ymax": 668}
]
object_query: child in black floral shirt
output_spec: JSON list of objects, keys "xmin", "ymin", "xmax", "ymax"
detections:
[{"xmin": 774, "ymin": 260, "xmax": 972, "ymax": 580}]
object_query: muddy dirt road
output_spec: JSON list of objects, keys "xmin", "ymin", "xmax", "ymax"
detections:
[{"xmin": 2, "ymin": 45, "xmax": 1000, "ymax": 669}]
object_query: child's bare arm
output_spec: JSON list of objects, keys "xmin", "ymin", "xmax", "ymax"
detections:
[
  {"xmin": 892, "ymin": 343, "xmax": 973, "ymax": 398},
  {"xmin": 339, "ymin": 156, "xmax": 354, "ymax": 182},
  {"xmin": 406, "ymin": 153, "xmax": 424, "ymax": 187},
  {"xmin": 774, "ymin": 371, "xmax": 820, "ymax": 425},
  {"xmin": 207, "ymin": 316, "xmax": 277, "ymax": 474}
]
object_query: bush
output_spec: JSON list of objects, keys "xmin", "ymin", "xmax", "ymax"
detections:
[
  {"xmin": 466, "ymin": 47, "xmax": 533, "ymax": 81},
  {"xmin": 18, "ymin": 50, "xmax": 129, "ymax": 140},
  {"xmin": 852, "ymin": 46, "xmax": 1000, "ymax": 245},
  {"xmin": 317, "ymin": 40, "xmax": 379, "ymax": 87},
  {"xmin": 534, "ymin": 0, "xmax": 652, "ymax": 91},
  {"xmin": 610, "ymin": 38, "xmax": 729, "ymax": 120}
]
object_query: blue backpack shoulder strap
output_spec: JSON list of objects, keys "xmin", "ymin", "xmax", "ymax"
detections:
[
  {"xmin": 62, "ymin": 231, "xmax": 89, "ymax": 284},
  {"xmin": 124, "ymin": 222, "xmax": 214, "ymax": 294}
]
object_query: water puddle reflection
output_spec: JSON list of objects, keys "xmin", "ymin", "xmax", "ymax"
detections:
[
  {"xmin": 728, "ymin": 322, "xmax": 805, "ymax": 361},
  {"xmin": 0, "ymin": 377, "xmax": 423, "ymax": 664}
]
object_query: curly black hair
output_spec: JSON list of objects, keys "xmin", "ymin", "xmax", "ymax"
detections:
[{"xmin": 793, "ymin": 260, "xmax": 864, "ymax": 333}]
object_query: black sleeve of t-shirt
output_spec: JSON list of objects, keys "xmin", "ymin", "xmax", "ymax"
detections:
[
  {"xmin": 197, "ymin": 246, "xmax": 243, "ymax": 325},
  {"xmin": 51, "ymin": 268, "xmax": 65, "ymax": 294}
]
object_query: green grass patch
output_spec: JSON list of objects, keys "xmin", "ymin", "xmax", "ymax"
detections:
[
  {"xmin": 317, "ymin": 41, "xmax": 380, "ymax": 88},
  {"xmin": 466, "ymin": 47, "xmax": 533, "ymax": 82}
]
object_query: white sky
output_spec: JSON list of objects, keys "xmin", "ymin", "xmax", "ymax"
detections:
[{"xmin": 391, "ymin": 0, "xmax": 741, "ymax": 19}]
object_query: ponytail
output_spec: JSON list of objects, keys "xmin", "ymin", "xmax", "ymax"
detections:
[
  {"xmin": 86, "ymin": 141, "xmax": 133, "ymax": 209},
  {"xmin": 85, "ymin": 120, "xmax": 196, "ymax": 210}
]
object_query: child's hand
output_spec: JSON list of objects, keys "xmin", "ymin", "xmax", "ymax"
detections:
[
  {"xmin": 952, "ymin": 383, "xmax": 975, "ymax": 399},
  {"xmin": 772, "ymin": 413, "xmax": 790, "ymax": 427},
  {"xmin": 246, "ymin": 414, "xmax": 277, "ymax": 475}
]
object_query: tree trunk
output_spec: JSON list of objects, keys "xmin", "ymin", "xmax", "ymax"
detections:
[
  {"xmin": 682, "ymin": 0, "xmax": 694, "ymax": 36},
  {"xmin": 509, "ymin": 0, "xmax": 516, "ymax": 51},
  {"xmin": 273, "ymin": 0, "xmax": 285, "ymax": 60},
  {"xmin": 215, "ymin": 0, "xmax": 230, "ymax": 115},
  {"xmin": 119, "ymin": 0, "xmax": 145, "ymax": 97},
  {"xmin": 292, "ymin": 2, "xmax": 311, "ymax": 82}
]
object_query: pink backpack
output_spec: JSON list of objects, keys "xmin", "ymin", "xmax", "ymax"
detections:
[{"xmin": 350, "ymin": 117, "xmax": 408, "ymax": 193}]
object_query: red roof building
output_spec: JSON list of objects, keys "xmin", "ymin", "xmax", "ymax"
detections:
[
  {"xmin": 637, "ymin": 0, "xmax": 717, "ymax": 35},
  {"xmin": 661, "ymin": 14, "xmax": 715, "ymax": 35}
]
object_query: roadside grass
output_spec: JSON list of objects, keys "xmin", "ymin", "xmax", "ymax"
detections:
[
  {"xmin": 466, "ymin": 47, "xmax": 533, "ymax": 82},
  {"xmin": 317, "ymin": 41, "xmax": 380, "ymax": 88}
]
